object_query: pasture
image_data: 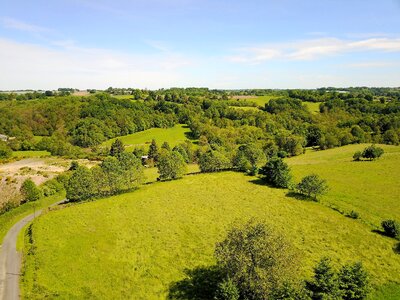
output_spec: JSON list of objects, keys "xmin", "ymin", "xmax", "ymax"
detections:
[
  {"xmin": 101, "ymin": 124, "xmax": 193, "ymax": 151},
  {"xmin": 21, "ymin": 145, "xmax": 400, "ymax": 299}
]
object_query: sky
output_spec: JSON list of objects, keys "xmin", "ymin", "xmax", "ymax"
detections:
[{"xmin": 1, "ymin": 0, "xmax": 400, "ymax": 90}]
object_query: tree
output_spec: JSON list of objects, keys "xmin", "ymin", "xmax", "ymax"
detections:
[
  {"xmin": 172, "ymin": 144, "xmax": 189, "ymax": 163},
  {"xmin": 338, "ymin": 262, "xmax": 370, "ymax": 300},
  {"xmin": 353, "ymin": 151, "xmax": 362, "ymax": 161},
  {"xmin": 361, "ymin": 145, "xmax": 384, "ymax": 160},
  {"xmin": 161, "ymin": 141, "xmax": 171, "ymax": 151},
  {"xmin": 0, "ymin": 141, "xmax": 12, "ymax": 159},
  {"xmin": 215, "ymin": 278, "xmax": 240, "ymax": 300},
  {"xmin": 157, "ymin": 150, "xmax": 187, "ymax": 181},
  {"xmin": 65, "ymin": 166, "xmax": 97, "ymax": 202},
  {"xmin": 233, "ymin": 143, "xmax": 266, "ymax": 175},
  {"xmin": 20, "ymin": 179, "xmax": 41, "ymax": 202},
  {"xmin": 148, "ymin": 139, "xmax": 159, "ymax": 163},
  {"xmin": 110, "ymin": 139, "xmax": 124, "ymax": 157},
  {"xmin": 382, "ymin": 129, "xmax": 399, "ymax": 145},
  {"xmin": 296, "ymin": 174, "xmax": 328, "ymax": 200},
  {"xmin": 259, "ymin": 157, "xmax": 292, "ymax": 188},
  {"xmin": 215, "ymin": 220, "xmax": 299, "ymax": 300},
  {"xmin": 306, "ymin": 257, "xmax": 340, "ymax": 300},
  {"xmin": 381, "ymin": 220, "xmax": 400, "ymax": 239},
  {"xmin": 199, "ymin": 150, "xmax": 231, "ymax": 173}
]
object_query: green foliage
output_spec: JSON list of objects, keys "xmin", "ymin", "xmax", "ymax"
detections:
[
  {"xmin": 381, "ymin": 220, "xmax": 400, "ymax": 239},
  {"xmin": 306, "ymin": 257, "xmax": 340, "ymax": 300},
  {"xmin": 172, "ymin": 144, "xmax": 189, "ymax": 163},
  {"xmin": 337, "ymin": 262, "xmax": 370, "ymax": 300},
  {"xmin": 361, "ymin": 145, "xmax": 384, "ymax": 160},
  {"xmin": 260, "ymin": 157, "xmax": 292, "ymax": 188},
  {"xmin": 0, "ymin": 141, "xmax": 12, "ymax": 159},
  {"xmin": 148, "ymin": 139, "xmax": 159, "ymax": 162},
  {"xmin": 352, "ymin": 151, "xmax": 362, "ymax": 161},
  {"xmin": 215, "ymin": 278, "xmax": 240, "ymax": 300},
  {"xmin": 382, "ymin": 130, "xmax": 399, "ymax": 145},
  {"xmin": 69, "ymin": 161, "xmax": 79, "ymax": 170},
  {"xmin": 233, "ymin": 143, "xmax": 266, "ymax": 175},
  {"xmin": 110, "ymin": 139, "xmax": 124, "ymax": 157},
  {"xmin": 66, "ymin": 166, "xmax": 97, "ymax": 202},
  {"xmin": 20, "ymin": 179, "xmax": 41, "ymax": 202},
  {"xmin": 296, "ymin": 174, "xmax": 328, "ymax": 200},
  {"xmin": 348, "ymin": 211, "xmax": 360, "ymax": 220},
  {"xmin": 199, "ymin": 150, "xmax": 232, "ymax": 172},
  {"xmin": 215, "ymin": 220, "xmax": 299, "ymax": 300},
  {"xmin": 161, "ymin": 141, "xmax": 171, "ymax": 151},
  {"xmin": 157, "ymin": 150, "xmax": 187, "ymax": 181}
]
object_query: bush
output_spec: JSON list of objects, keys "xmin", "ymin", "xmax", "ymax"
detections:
[
  {"xmin": 20, "ymin": 178, "xmax": 41, "ymax": 202},
  {"xmin": 348, "ymin": 211, "xmax": 360, "ymax": 219},
  {"xmin": 381, "ymin": 220, "xmax": 400, "ymax": 239},
  {"xmin": 0, "ymin": 141, "xmax": 12, "ymax": 159},
  {"xmin": 259, "ymin": 157, "xmax": 292, "ymax": 188},
  {"xmin": 215, "ymin": 278, "xmax": 240, "ymax": 300},
  {"xmin": 296, "ymin": 174, "xmax": 328, "ymax": 201},
  {"xmin": 353, "ymin": 151, "xmax": 362, "ymax": 161}
]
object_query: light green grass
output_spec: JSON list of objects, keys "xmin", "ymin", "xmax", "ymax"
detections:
[
  {"xmin": 229, "ymin": 106, "xmax": 260, "ymax": 112},
  {"xmin": 303, "ymin": 101, "xmax": 321, "ymax": 114},
  {"xmin": 113, "ymin": 95, "xmax": 134, "ymax": 100},
  {"xmin": 102, "ymin": 124, "xmax": 193, "ymax": 151},
  {"xmin": 287, "ymin": 144, "xmax": 400, "ymax": 227},
  {"xmin": 22, "ymin": 168, "xmax": 400, "ymax": 298},
  {"xmin": 229, "ymin": 95, "xmax": 279, "ymax": 108},
  {"xmin": 0, "ymin": 192, "xmax": 65, "ymax": 243},
  {"xmin": 12, "ymin": 151, "xmax": 51, "ymax": 158}
]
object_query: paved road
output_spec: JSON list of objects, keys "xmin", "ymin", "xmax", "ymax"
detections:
[{"xmin": 0, "ymin": 201, "xmax": 64, "ymax": 300}]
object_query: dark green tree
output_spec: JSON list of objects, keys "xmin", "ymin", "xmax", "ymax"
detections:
[
  {"xmin": 110, "ymin": 139, "xmax": 124, "ymax": 157},
  {"xmin": 306, "ymin": 257, "xmax": 340, "ymax": 300},
  {"xmin": 338, "ymin": 262, "xmax": 370, "ymax": 300},
  {"xmin": 259, "ymin": 157, "xmax": 292, "ymax": 188},
  {"xmin": 361, "ymin": 145, "xmax": 384, "ymax": 160},
  {"xmin": 0, "ymin": 141, "xmax": 12, "ymax": 159},
  {"xmin": 381, "ymin": 220, "xmax": 400, "ymax": 239},
  {"xmin": 233, "ymin": 143, "xmax": 266, "ymax": 175},
  {"xmin": 161, "ymin": 141, "xmax": 171, "ymax": 151},
  {"xmin": 148, "ymin": 139, "xmax": 159, "ymax": 163}
]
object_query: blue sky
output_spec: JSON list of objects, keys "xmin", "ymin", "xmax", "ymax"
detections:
[{"xmin": 1, "ymin": 0, "xmax": 400, "ymax": 89}]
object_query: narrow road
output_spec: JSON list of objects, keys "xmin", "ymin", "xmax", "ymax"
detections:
[{"xmin": 0, "ymin": 201, "xmax": 64, "ymax": 300}]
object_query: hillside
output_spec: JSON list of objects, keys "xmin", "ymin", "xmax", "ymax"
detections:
[{"xmin": 21, "ymin": 146, "xmax": 400, "ymax": 298}]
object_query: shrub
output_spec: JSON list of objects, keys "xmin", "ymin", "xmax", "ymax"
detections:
[
  {"xmin": 296, "ymin": 174, "xmax": 328, "ymax": 201},
  {"xmin": 0, "ymin": 141, "xmax": 12, "ymax": 159},
  {"xmin": 20, "ymin": 178, "xmax": 41, "ymax": 202},
  {"xmin": 259, "ymin": 157, "xmax": 292, "ymax": 188},
  {"xmin": 215, "ymin": 278, "xmax": 240, "ymax": 300},
  {"xmin": 348, "ymin": 211, "xmax": 360, "ymax": 219},
  {"xmin": 69, "ymin": 161, "xmax": 79, "ymax": 170},
  {"xmin": 353, "ymin": 151, "xmax": 362, "ymax": 161},
  {"xmin": 381, "ymin": 220, "xmax": 400, "ymax": 239}
]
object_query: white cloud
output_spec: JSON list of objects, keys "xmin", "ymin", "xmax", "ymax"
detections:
[
  {"xmin": 1, "ymin": 17, "xmax": 50, "ymax": 33},
  {"xmin": 228, "ymin": 37, "xmax": 400, "ymax": 63},
  {"xmin": 0, "ymin": 38, "xmax": 194, "ymax": 90}
]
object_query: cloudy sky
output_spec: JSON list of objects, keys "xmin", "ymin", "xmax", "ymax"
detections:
[{"xmin": 1, "ymin": 0, "xmax": 400, "ymax": 90}]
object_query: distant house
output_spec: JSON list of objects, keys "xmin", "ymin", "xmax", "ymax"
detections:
[{"xmin": 0, "ymin": 134, "xmax": 8, "ymax": 142}]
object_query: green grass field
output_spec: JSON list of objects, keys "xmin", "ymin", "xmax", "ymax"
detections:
[
  {"xmin": 11, "ymin": 150, "xmax": 51, "ymax": 158},
  {"xmin": 303, "ymin": 101, "xmax": 321, "ymax": 114},
  {"xmin": 21, "ymin": 145, "xmax": 400, "ymax": 298},
  {"xmin": 287, "ymin": 144, "xmax": 400, "ymax": 228},
  {"xmin": 102, "ymin": 124, "xmax": 193, "ymax": 151}
]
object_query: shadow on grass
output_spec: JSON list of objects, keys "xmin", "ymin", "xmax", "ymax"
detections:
[
  {"xmin": 248, "ymin": 178, "xmax": 276, "ymax": 188},
  {"xmin": 371, "ymin": 229, "xmax": 392, "ymax": 238},
  {"xmin": 285, "ymin": 191, "xmax": 317, "ymax": 202},
  {"xmin": 167, "ymin": 265, "xmax": 223, "ymax": 300},
  {"xmin": 394, "ymin": 243, "xmax": 400, "ymax": 255}
]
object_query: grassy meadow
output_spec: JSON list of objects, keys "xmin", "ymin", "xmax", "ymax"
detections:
[
  {"xmin": 287, "ymin": 144, "xmax": 400, "ymax": 228},
  {"xmin": 101, "ymin": 124, "xmax": 193, "ymax": 151},
  {"xmin": 11, "ymin": 150, "xmax": 51, "ymax": 158},
  {"xmin": 303, "ymin": 101, "xmax": 321, "ymax": 114},
  {"xmin": 21, "ymin": 144, "xmax": 400, "ymax": 299}
]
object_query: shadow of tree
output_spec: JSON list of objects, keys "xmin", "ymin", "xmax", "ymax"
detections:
[
  {"xmin": 167, "ymin": 265, "xmax": 223, "ymax": 300},
  {"xmin": 394, "ymin": 243, "xmax": 400, "ymax": 255},
  {"xmin": 285, "ymin": 191, "xmax": 317, "ymax": 202},
  {"xmin": 248, "ymin": 178, "xmax": 278, "ymax": 188}
]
